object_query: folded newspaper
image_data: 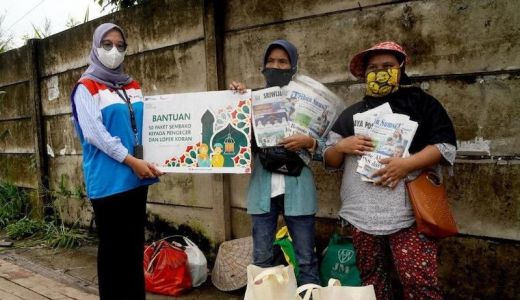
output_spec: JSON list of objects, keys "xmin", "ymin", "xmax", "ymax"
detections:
[
  {"xmin": 252, "ymin": 87, "xmax": 289, "ymax": 147},
  {"xmin": 354, "ymin": 104, "xmax": 418, "ymax": 182},
  {"xmin": 252, "ymin": 75, "xmax": 345, "ymax": 148}
]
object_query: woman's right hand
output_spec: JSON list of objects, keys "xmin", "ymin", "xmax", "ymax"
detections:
[
  {"xmin": 124, "ymin": 155, "xmax": 164, "ymax": 179},
  {"xmin": 334, "ymin": 135, "xmax": 374, "ymax": 156},
  {"xmin": 229, "ymin": 80, "xmax": 247, "ymax": 93}
]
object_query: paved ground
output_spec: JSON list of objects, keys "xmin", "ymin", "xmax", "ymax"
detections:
[
  {"xmin": 0, "ymin": 243, "xmax": 244, "ymax": 300},
  {"xmin": 0, "ymin": 253, "xmax": 97, "ymax": 299}
]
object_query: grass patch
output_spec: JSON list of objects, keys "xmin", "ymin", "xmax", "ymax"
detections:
[
  {"xmin": 0, "ymin": 181, "xmax": 30, "ymax": 227},
  {"xmin": 45, "ymin": 222, "xmax": 92, "ymax": 248},
  {"xmin": 6, "ymin": 217, "xmax": 45, "ymax": 240},
  {"xmin": 0, "ymin": 180, "xmax": 93, "ymax": 249}
]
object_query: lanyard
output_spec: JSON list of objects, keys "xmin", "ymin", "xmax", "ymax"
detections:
[{"xmin": 115, "ymin": 88, "xmax": 139, "ymax": 145}]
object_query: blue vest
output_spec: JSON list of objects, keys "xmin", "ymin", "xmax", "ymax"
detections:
[{"xmin": 72, "ymin": 79, "xmax": 157, "ymax": 199}]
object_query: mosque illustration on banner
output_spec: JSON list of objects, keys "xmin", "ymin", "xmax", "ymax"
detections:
[{"xmin": 162, "ymin": 98, "xmax": 251, "ymax": 171}]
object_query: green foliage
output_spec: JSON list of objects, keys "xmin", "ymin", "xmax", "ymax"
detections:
[
  {"xmin": 0, "ymin": 181, "xmax": 30, "ymax": 228},
  {"xmin": 0, "ymin": 179, "xmax": 91, "ymax": 249},
  {"xmin": 44, "ymin": 222, "xmax": 90, "ymax": 249},
  {"xmin": 84, "ymin": 6, "xmax": 90, "ymax": 24},
  {"xmin": 65, "ymin": 7, "xmax": 90, "ymax": 29},
  {"xmin": 55, "ymin": 174, "xmax": 84, "ymax": 199},
  {"xmin": 6, "ymin": 217, "xmax": 45, "ymax": 240},
  {"xmin": 65, "ymin": 17, "xmax": 81, "ymax": 29},
  {"xmin": 96, "ymin": 0, "xmax": 147, "ymax": 12},
  {"xmin": 22, "ymin": 18, "xmax": 52, "ymax": 42},
  {"xmin": 0, "ymin": 14, "xmax": 13, "ymax": 53}
]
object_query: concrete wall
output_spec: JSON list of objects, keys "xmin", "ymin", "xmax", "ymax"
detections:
[{"xmin": 0, "ymin": 0, "xmax": 519, "ymax": 297}]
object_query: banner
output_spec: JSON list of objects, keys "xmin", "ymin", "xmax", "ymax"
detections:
[{"xmin": 143, "ymin": 90, "xmax": 252, "ymax": 173}]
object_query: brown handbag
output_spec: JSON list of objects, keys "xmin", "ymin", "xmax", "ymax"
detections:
[{"xmin": 406, "ymin": 170, "xmax": 458, "ymax": 238}]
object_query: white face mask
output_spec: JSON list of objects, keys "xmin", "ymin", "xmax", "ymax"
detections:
[{"xmin": 96, "ymin": 46, "xmax": 125, "ymax": 69}]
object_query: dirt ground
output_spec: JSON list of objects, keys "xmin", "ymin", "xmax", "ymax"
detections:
[{"xmin": 0, "ymin": 238, "xmax": 244, "ymax": 300}]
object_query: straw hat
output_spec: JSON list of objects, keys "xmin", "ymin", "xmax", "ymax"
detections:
[
  {"xmin": 349, "ymin": 41, "xmax": 408, "ymax": 79},
  {"xmin": 211, "ymin": 236, "xmax": 253, "ymax": 291}
]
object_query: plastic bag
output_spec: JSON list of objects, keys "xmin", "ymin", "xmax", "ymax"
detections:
[
  {"xmin": 319, "ymin": 233, "xmax": 361, "ymax": 286},
  {"xmin": 143, "ymin": 240, "xmax": 192, "ymax": 296},
  {"xmin": 273, "ymin": 226, "xmax": 299, "ymax": 276},
  {"xmin": 244, "ymin": 264, "xmax": 297, "ymax": 300},
  {"xmin": 177, "ymin": 236, "xmax": 208, "ymax": 287}
]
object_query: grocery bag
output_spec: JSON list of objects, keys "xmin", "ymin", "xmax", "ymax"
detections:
[
  {"xmin": 312, "ymin": 279, "xmax": 376, "ymax": 300},
  {"xmin": 244, "ymin": 264, "xmax": 297, "ymax": 300},
  {"xmin": 143, "ymin": 240, "xmax": 192, "ymax": 296},
  {"xmin": 173, "ymin": 235, "xmax": 208, "ymax": 287},
  {"xmin": 319, "ymin": 233, "xmax": 361, "ymax": 286}
]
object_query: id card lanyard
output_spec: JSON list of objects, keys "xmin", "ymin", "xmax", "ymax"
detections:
[{"xmin": 115, "ymin": 88, "xmax": 143, "ymax": 159}]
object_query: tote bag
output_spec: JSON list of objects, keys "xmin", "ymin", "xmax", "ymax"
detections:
[
  {"xmin": 244, "ymin": 264, "xmax": 297, "ymax": 300},
  {"xmin": 319, "ymin": 233, "xmax": 361, "ymax": 286},
  {"xmin": 312, "ymin": 279, "xmax": 376, "ymax": 300}
]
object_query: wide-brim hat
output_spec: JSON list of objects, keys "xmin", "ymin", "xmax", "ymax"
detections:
[
  {"xmin": 349, "ymin": 41, "xmax": 408, "ymax": 79},
  {"xmin": 211, "ymin": 236, "xmax": 253, "ymax": 291}
]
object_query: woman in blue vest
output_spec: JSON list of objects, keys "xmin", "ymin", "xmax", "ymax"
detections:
[
  {"xmin": 71, "ymin": 23, "xmax": 162, "ymax": 300},
  {"xmin": 230, "ymin": 40, "xmax": 321, "ymax": 285}
]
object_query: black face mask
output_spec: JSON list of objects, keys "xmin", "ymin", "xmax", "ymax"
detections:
[{"xmin": 262, "ymin": 68, "xmax": 295, "ymax": 87}]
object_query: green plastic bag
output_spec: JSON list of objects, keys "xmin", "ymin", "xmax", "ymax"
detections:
[
  {"xmin": 319, "ymin": 233, "xmax": 361, "ymax": 286},
  {"xmin": 273, "ymin": 226, "xmax": 299, "ymax": 277}
]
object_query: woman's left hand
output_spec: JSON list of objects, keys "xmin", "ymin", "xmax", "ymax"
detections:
[
  {"xmin": 373, "ymin": 157, "xmax": 412, "ymax": 188},
  {"xmin": 280, "ymin": 134, "xmax": 314, "ymax": 152}
]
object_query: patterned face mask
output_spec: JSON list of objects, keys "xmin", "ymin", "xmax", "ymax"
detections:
[{"xmin": 365, "ymin": 67, "xmax": 400, "ymax": 97}]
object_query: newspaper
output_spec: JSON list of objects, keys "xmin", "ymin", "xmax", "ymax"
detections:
[
  {"xmin": 353, "ymin": 103, "xmax": 392, "ymax": 136},
  {"xmin": 353, "ymin": 103, "xmax": 393, "ymax": 181},
  {"xmin": 252, "ymin": 75, "xmax": 345, "ymax": 148},
  {"xmin": 252, "ymin": 87, "xmax": 290, "ymax": 147},
  {"xmin": 284, "ymin": 75, "xmax": 345, "ymax": 139},
  {"xmin": 357, "ymin": 113, "xmax": 418, "ymax": 181}
]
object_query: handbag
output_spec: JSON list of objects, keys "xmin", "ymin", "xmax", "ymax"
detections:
[
  {"xmin": 143, "ymin": 240, "xmax": 192, "ymax": 296},
  {"xmin": 244, "ymin": 264, "xmax": 297, "ymax": 300},
  {"xmin": 319, "ymin": 233, "xmax": 361, "ymax": 286},
  {"xmin": 258, "ymin": 146, "xmax": 305, "ymax": 176},
  {"xmin": 406, "ymin": 169, "xmax": 458, "ymax": 238}
]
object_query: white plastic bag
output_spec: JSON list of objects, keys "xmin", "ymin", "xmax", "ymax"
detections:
[
  {"xmin": 312, "ymin": 279, "xmax": 376, "ymax": 300},
  {"xmin": 244, "ymin": 264, "xmax": 297, "ymax": 300},
  {"xmin": 180, "ymin": 236, "xmax": 208, "ymax": 287}
]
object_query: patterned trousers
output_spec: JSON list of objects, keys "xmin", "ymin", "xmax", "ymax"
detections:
[{"xmin": 352, "ymin": 225, "xmax": 443, "ymax": 300}]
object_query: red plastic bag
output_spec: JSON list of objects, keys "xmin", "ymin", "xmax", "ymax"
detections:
[{"xmin": 143, "ymin": 240, "xmax": 192, "ymax": 296}]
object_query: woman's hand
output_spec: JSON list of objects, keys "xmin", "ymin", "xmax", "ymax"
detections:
[
  {"xmin": 280, "ymin": 134, "xmax": 314, "ymax": 152},
  {"xmin": 229, "ymin": 81, "xmax": 247, "ymax": 93},
  {"xmin": 373, "ymin": 145, "xmax": 443, "ymax": 188},
  {"xmin": 373, "ymin": 157, "xmax": 412, "ymax": 188},
  {"xmin": 334, "ymin": 135, "xmax": 373, "ymax": 156},
  {"xmin": 124, "ymin": 155, "xmax": 164, "ymax": 179},
  {"xmin": 147, "ymin": 163, "xmax": 165, "ymax": 178}
]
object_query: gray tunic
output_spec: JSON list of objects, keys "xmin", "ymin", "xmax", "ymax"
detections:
[
  {"xmin": 325, "ymin": 132, "xmax": 456, "ymax": 235},
  {"xmin": 339, "ymin": 155, "xmax": 414, "ymax": 235}
]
